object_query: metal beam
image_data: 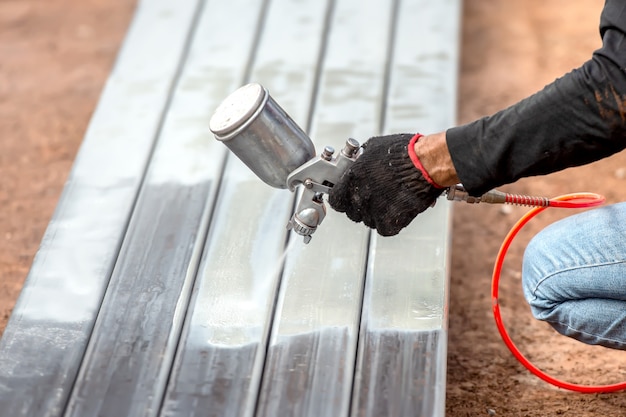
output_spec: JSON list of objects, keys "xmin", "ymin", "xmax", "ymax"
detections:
[
  {"xmin": 351, "ymin": 1, "xmax": 461, "ymax": 415},
  {"xmin": 0, "ymin": 0, "xmax": 460, "ymax": 416},
  {"xmin": 255, "ymin": 1, "xmax": 393, "ymax": 415},
  {"xmin": 162, "ymin": 0, "xmax": 329, "ymax": 416},
  {"xmin": 0, "ymin": 1, "xmax": 202, "ymax": 416}
]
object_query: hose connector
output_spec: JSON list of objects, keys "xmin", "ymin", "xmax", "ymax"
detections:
[
  {"xmin": 446, "ymin": 184, "xmax": 549, "ymax": 207},
  {"xmin": 446, "ymin": 185, "xmax": 507, "ymax": 204}
]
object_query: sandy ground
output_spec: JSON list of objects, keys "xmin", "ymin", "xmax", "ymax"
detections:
[{"xmin": 1, "ymin": 0, "xmax": 625, "ymax": 415}]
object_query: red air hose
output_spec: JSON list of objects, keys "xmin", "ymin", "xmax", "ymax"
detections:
[{"xmin": 491, "ymin": 192, "xmax": 626, "ymax": 393}]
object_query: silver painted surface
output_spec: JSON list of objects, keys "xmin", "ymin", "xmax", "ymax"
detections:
[
  {"xmin": 62, "ymin": 0, "xmax": 262, "ymax": 416},
  {"xmin": 351, "ymin": 0, "xmax": 460, "ymax": 416},
  {"xmin": 161, "ymin": 0, "xmax": 328, "ymax": 416},
  {"xmin": 0, "ymin": 0, "xmax": 460, "ymax": 415},
  {"xmin": 352, "ymin": 209, "xmax": 452, "ymax": 417},
  {"xmin": 65, "ymin": 184, "xmax": 211, "ymax": 417},
  {"xmin": 255, "ymin": 1, "xmax": 392, "ymax": 416},
  {"xmin": 0, "ymin": 1, "xmax": 202, "ymax": 416}
]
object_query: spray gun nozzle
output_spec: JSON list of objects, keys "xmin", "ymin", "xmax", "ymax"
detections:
[{"xmin": 286, "ymin": 205, "xmax": 322, "ymax": 244}]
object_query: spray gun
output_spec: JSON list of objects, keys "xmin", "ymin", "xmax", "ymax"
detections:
[
  {"xmin": 209, "ymin": 83, "xmax": 360, "ymax": 243},
  {"xmin": 210, "ymin": 83, "xmax": 564, "ymax": 243}
]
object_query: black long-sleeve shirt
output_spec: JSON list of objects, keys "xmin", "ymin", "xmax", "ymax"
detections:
[{"xmin": 446, "ymin": 0, "xmax": 626, "ymax": 196}]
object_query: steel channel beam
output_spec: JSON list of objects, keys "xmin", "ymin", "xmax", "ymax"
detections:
[
  {"xmin": 158, "ymin": 1, "xmax": 285, "ymax": 416},
  {"xmin": 0, "ymin": 0, "xmax": 460, "ymax": 415},
  {"xmin": 160, "ymin": 0, "xmax": 330, "ymax": 416},
  {"xmin": 60, "ymin": 0, "xmax": 257, "ymax": 415},
  {"xmin": 351, "ymin": 1, "xmax": 460, "ymax": 416},
  {"xmin": 0, "ymin": 1, "xmax": 202, "ymax": 416},
  {"xmin": 254, "ymin": 1, "xmax": 393, "ymax": 416}
]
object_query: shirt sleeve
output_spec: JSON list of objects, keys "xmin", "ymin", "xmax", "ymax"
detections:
[{"xmin": 446, "ymin": 0, "xmax": 626, "ymax": 196}]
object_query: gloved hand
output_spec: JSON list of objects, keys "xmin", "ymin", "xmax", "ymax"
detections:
[{"xmin": 328, "ymin": 133, "xmax": 444, "ymax": 236}]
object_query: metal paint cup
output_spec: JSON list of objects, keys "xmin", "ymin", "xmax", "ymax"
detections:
[{"xmin": 209, "ymin": 83, "xmax": 316, "ymax": 189}]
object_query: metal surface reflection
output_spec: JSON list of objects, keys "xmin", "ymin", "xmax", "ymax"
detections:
[
  {"xmin": 0, "ymin": 1, "xmax": 203, "ymax": 416},
  {"xmin": 0, "ymin": 0, "xmax": 460, "ymax": 416}
]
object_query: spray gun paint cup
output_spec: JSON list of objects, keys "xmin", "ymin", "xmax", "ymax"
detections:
[{"xmin": 209, "ymin": 83, "xmax": 316, "ymax": 189}]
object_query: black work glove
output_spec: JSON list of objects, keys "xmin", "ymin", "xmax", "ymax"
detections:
[{"xmin": 328, "ymin": 133, "xmax": 444, "ymax": 236}]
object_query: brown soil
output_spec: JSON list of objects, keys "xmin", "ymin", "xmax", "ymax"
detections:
[{"xmin": 1, "ymin": 0, "xmax": 624, "ymax": 416}]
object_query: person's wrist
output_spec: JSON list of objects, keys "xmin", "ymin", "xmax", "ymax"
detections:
[
  {"xmin": 412, "ymin": 131, "xmax": 459, "ymax": 187},
  {"xmin": 408, "ymin": 134, "xmax": 443, "ymax": 188}
]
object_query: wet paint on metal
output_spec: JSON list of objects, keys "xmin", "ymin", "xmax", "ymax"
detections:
[
  {"xmin": 160, "ymin": 172, "xmax": 292, "ymax": 417},
  {"xmin": 255, "ymin": 1, "xmax": 393, "ymax": 416},
  {"xmin": 161, "ymin": 0, "xmax": 329, "ymax": 416},
  {"xmin": 352, "ymin": 208, "xmax": 452, "ymax": 417},
  {"xmin": 61, "ymin": 0, "xmax": 268, "ymax": 416},
  {"xmin": 353, "ymin": 330, "xmax": 446, "ymax": 417},
  {"xmin": 0, "ymin": 0, "xmax": 461, "ymax": 415},
  {"xmin": 64, "ymin": 183, "xmax": 211, "ymax": 417},
  {"xmin": 351, "ymin": 0, "xmax": 460, "ymax": 415},
  {"xmin": 0, "ymin": 1, "xmax": 202, "ymax": 416}
]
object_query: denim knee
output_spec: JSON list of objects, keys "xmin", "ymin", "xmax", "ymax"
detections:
[
  {"xmin": 520, "ymin": 206, "xmax": 626, "ymax": 349},
  {"xmin": 521, "ymin": 229, "xmax": 554, "ymax": 317}
]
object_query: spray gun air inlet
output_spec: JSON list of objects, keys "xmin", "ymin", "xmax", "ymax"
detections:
[{"xmin": 446, "ymin": 184, "xmax": 551, "ymax": 207}]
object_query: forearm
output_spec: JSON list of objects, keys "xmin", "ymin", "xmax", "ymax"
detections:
[
  {"xmin": 434, "ymin": 0, "xmax": 626, "ymax": 196},
  {"xmin": 447, "ymin": 60, "xmax": 626, "ymax": 195}
]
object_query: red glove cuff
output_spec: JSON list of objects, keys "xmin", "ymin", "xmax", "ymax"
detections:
[{"xmin": 408, "ymin": 133, "xmax": 444, "ymax": 189}]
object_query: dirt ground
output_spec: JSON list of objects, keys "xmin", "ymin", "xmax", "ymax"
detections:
[{"xmin": 1, "ymin": 0, "xmax": 625, "ymax": 416}]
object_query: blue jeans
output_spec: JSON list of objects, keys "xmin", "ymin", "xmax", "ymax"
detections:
[{"xmin": 522, "ymin": 202, "xmax": 626, "ymax": 350}]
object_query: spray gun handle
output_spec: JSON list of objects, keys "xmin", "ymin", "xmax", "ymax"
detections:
[{"xmin": 285, "ymin": 138, "xmax": 361, "ymax": 243}]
